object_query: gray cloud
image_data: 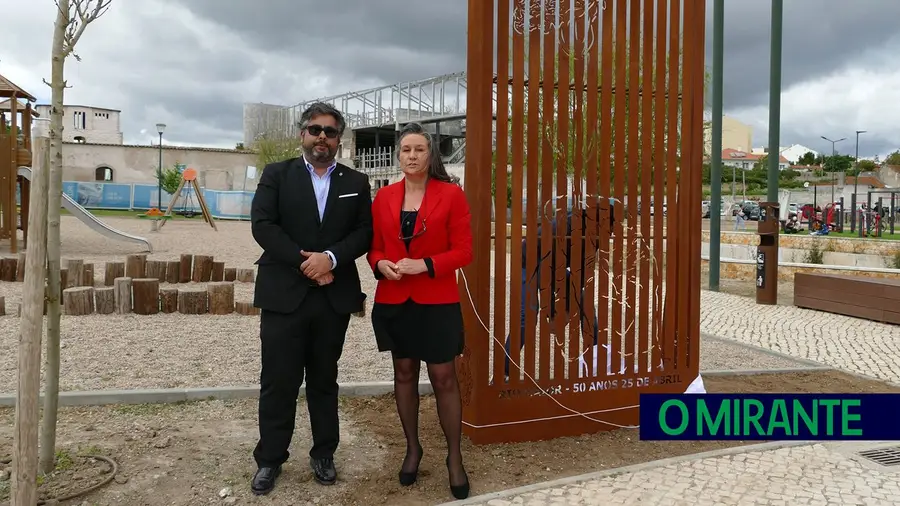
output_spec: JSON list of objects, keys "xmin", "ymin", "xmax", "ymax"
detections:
[
  {"xmin": 1, "ymin": 0, "xmax": 897, "ymax": 158},
  {"xmin": 701, "ymin": 0, "xmax": 900, "ymax": 157},
  {"xmin": 169, "ymin": 0, "xmax": 468, "ymax": 83},
  {"xmin": 705, "ymin": 0, "xmax": 900, "ymax": 110}
]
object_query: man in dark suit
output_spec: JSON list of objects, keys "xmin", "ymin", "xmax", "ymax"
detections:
[{"xmin": 249, "ymin": 102, "xmax": 373, "ymax": 495}]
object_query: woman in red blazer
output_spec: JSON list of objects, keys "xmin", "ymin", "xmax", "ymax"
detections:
[{"xmin": 367, "ymin": 122, "xmax": 473, "ymax": 500}]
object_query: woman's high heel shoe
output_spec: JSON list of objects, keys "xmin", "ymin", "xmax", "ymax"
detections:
[
  {"xmin": 445, "ymin": 456, "xmax": 470, "ymax": 500},
  {"xmin": 398, "ymin": 445, "xmax": 424, "ymax": 486}
]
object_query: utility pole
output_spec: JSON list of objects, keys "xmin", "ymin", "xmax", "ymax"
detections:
[
  {"xmin": 854, "ymin": 130, "xmax": 866, "ymax": 199},
  {"xmin": 708, "ymin": 0, "xmax": 725, "ymax": 291},
  {"xmin": 821, "ymin": 135, "xmax": 845, "ymax": 204},
  {"xmin": 766, "ymin": 0, "xmax": 782, "ymax": 204}
]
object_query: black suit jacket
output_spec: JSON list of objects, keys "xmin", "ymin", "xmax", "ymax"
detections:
[{"xmin": 250, "ymin": 157, "xmax": 373, "ymax": 315}]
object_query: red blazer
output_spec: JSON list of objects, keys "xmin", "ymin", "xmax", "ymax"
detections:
[{"xmin": 367, "ymin": 178, "xmax": 473, "ymax": 304}]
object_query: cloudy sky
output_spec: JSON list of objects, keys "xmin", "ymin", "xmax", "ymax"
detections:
[{"xmin": 1, "ymin": 0, "xmax": 898, "ymax": 160}]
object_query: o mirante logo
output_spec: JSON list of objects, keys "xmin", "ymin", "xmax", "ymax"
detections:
[{"xmin": 639, "ymin": 394, "xmax": 900, "ymax": 441}]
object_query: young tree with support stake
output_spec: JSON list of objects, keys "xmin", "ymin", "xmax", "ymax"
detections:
[{"xmin": 40, "ymin": 0, "xmax": 112, "ymax": 478}]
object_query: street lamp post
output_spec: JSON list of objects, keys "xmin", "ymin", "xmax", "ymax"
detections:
[
  {"xmin": 854, "ymin": 130, "xmax": 866, "ymax": 200},
  {"xmin": 820, "ymin": 135, "xmax": 845, "ymax": 204},
  {"xmin": 156, "ymin": 123, "xmax": 166, "ymax": 210}
]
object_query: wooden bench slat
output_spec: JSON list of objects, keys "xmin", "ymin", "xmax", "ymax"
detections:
[
  {"xmin": 794, "ymin": 295, "xmax": 886, "ymax": 321},
  {"xmin": 793, "ymin": 272, "xmax": 900, "ymax": 325},
  {"xmin": 794, "ymin": 285, "xmax": 899, "ymax": 312},
  {"xmin": 795, "ymin": 273, "xmax": 900, "ymax": 298}
]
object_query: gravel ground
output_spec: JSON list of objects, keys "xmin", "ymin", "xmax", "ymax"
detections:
[{"xmin": 0, "ymin": 216, "xmax": 811, "ymax": 394}]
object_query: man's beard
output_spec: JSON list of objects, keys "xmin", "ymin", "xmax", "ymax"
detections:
[{"xmin": 303, "ymin": 142, "xmax": 336, "ymax": 163}]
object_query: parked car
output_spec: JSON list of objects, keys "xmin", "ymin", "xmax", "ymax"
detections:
[
  {"xmin": 741, "ymin": 201, "xmax": 761, "ymax": 220},
  {"xmin": 701, "ymin": 199, "xmax": 725, "ymax": 218}
]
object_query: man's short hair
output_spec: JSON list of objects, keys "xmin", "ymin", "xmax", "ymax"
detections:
[{"xmin": 297, "ymin": 102, "xmax": 346, "ymax": 136}]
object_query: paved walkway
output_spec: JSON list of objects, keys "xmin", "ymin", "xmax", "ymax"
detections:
[
  {"xmin": 699, "ymin": 291, "xmax": 900, "ymax": 384},
  {"xmin": 458, "ymin": 290, "xmax": 900, "ymax": 506},
  {"xmin": 466, "ymin": 443, "xmax": 900, "ymax": 505}
]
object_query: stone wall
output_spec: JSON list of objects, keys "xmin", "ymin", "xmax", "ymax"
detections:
[
  {"xmin": 59, "ymin": 142, "xmax": 257, "ymax": 191},
  {"xmin": 702, "ymin": 258, "xmax": 900, "ymax": 283},
  {"xmin": 701, "ymin": 230, "xmax": 900, "ymax": 257}
]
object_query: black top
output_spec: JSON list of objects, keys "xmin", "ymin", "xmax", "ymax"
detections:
[
  {"xmin": 397, "ymin": 210, "xmax": 435, "ymax": 277},
  {"xmin": 400, "ymin": 209, "xmax": 418, "ymax": 249}
]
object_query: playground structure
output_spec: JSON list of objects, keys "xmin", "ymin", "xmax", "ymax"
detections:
[
  {"xmin": 0, "ymin": 73, "xmax": 36, "ymax": 254},
  {"xmin": 850, "ymin": 189, "xmax": 899, "ymax": 237},
  {"xmin": 157, "ymin": 167, "xmax": 217, "ymax": 231},
  {"xmin": 0, "ymin": 74, "xmax": 152, "ymax": 254},
  {"xmin": 459, "ymin": 0, "xmax": 707, "ymax": 444}
]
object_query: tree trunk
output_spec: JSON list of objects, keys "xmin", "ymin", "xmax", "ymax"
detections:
[
  {"xmin": 159, "ymin": 288, "xmax": 178, "ymax": 313},
  {"xmin": 192, "ymin": 255, "xmax": 214, "ymax": 282},
  {"xmin": 36, "ymin": 0, "xmax": 112, "ymax": 481},
  {"xmin": 15, "ymin": 131, "xmax": 51, "ymax": 505},
  {"xmin": 39, "ymin": 11, "xmax": 71, "ymax": 477},
  {"xmin": 236, "ymin": 268, "xmax": 255, "ymax": 283},
  {"xmin": 177, "ymin": 288, "xmax": 207, "ymax": 314},
  {"xmin": 132, "ymin": 278, "xmax": 160, "ymax": 315},
  {"xmin": 165, "ymin": 260, "xmax": 180, "ymax": 283},
  {"xmin": 179, "ymin": 254, "xmax": 193, "ymax": 282},
  {"xmin": 114, "ymin": 277, "xmax": 132, "ymax": 314},
  {"xmin": 66, "ymin": 259, "xmax": 83, "ymax": 287},
  {"xmin": 16, "ymin": 252, "xmax": 26, "ymax": 281},
  {"xmin": 207, "ymin": 282, "xmax": 234, "ymax": 314},
  {"xmin": 125, "ymin": 253, "xmax": 147, "ymax": 278},
  {"xmin": 211, "ymin": 261, "xmax": 225, "ymax": 281},
  {"xmin": 145, "ymin": 260, "xmax": 165, "ymax": 281},
  {"xmin": 82, "ymin": 262, "xmax": 94, "ymax": 286},
  {"xmin": 104, "ymin": 261, "xmax": 124, "ymax": 286},
  {"xmin": 63, "ymin": 287, "xmax": 95, "ymax": 315},
  {"xmin": 235, "ymin": 301, "xmax": 260, "ymax": 315},
  {"xmin": 58, "ymin": 267, "xmax": 68, "ymax": 297},
  {"xmin": 94, "ymin": 287, "xmax": 115, "ymax": 314},
  {"xmin": 0, "ymin": 257, "xmax": 16, "ymax": 281}
]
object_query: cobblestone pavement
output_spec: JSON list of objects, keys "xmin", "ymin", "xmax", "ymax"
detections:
[
  {"xmin": 467, "ymin": 443, "xmax": 900, "ymax": 505},
  {"xmin": 699, "ymin": 290, "xmax": 900, "ymax": 383},
  {"xmin": 459, "ymin": 290, "xmax": 900, "ymax": 506}
]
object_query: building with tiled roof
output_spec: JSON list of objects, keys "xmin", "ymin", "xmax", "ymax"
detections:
[{"xmin": 721, "ymin": 148, "xmax": 790, "ymax": 171}]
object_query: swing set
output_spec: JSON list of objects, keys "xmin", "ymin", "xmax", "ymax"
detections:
[{"xmin": 157, "ymin": 167, "xmax": 216, "ymax": 231}]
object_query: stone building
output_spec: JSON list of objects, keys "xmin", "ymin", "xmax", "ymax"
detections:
[{"xmin": 34, "ymin": 104, "xmax": 256, "ymax": 191}]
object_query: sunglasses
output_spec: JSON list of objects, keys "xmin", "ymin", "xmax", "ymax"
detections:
[
  {"xmin": 399, "ymin": 219, "xmax": 426, "ymax": 241},
  {"xmin": 305, "ymin": 124, "xmax": 340, "ymax": 139}
]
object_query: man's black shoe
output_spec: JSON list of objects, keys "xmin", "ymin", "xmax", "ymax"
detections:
[
  {"xmin": 310, "ymin": 456, "xmax": 337, "ymax": 485},
  {"xmin": 251, "ymin": 465, "xmax": 281, "ymax": 495}
]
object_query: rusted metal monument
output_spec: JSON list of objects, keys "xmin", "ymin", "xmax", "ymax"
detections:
[
  {"xmin": 0, "ymin": 73, "xmax": 37, "ymax": 254},
  {"xmin": 459, "ymin": 0, "xmax": 706, "ymax": 444}
]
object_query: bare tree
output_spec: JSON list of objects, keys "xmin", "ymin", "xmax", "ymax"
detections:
[
  {"xmin": 40, "ymin": 0, "xmax": 111, "ymax": 475},
  {"xmin": 12, "ymin": 127, "xmax": 52, "ymax": 506}
]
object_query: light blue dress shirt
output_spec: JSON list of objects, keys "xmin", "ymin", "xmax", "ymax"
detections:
[{"xmin": 304, "ymin": 155, "xmax": 338, "ymax": 269}]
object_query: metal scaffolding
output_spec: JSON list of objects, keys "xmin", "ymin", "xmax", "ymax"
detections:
[
  {"xmin": 243, "ymin": 72, "xmax": 471, "ymax": 145},
  {"xmin": 290, "ymin": 71, "xmax": 467, "ymax": 131}
]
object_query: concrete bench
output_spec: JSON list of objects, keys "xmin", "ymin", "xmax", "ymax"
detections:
[{"xmin": 794, "ymin": 272, "xmax": 900, "ymax": 324}]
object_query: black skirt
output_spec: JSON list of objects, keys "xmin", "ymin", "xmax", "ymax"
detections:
[{"xmin": 371, "ymin": 299, "xmax": 465, "ymax": 364}]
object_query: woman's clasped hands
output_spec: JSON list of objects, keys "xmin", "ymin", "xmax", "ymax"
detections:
[{"xmin": 377, "ymin": 258, "xmax": 427, "ymax": 280}]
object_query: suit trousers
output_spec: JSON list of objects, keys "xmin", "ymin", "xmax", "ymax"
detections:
[{"xmin": 253, "ymin": 287, "xmax": 351, "ymax": 468}]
